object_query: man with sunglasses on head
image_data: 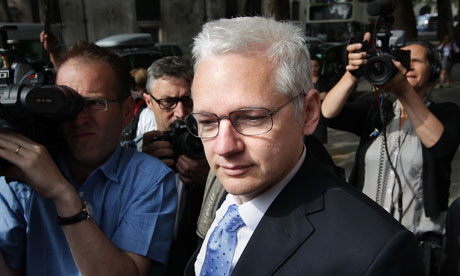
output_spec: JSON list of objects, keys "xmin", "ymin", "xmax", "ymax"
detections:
[
  {"xmin": 133, "ymin": 56, "xmax": 209, "ymax": 275},
  {"xmin": 0, "ymin": 41, "xmax": 177, "ymax": 275},
  {"xmin": 183, "ymin": 16, "xmax": 426, "ymax": 276}
]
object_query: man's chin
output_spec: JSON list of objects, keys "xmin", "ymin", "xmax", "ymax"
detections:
[
  {"xmin": 67, "ymin": 149, "xmax": 104, "ymax": 168},
  {"xmin": 219, "ymin": 175, "xmax": 264, "ymax": 195}
]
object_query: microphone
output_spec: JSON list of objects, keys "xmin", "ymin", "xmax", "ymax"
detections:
[{"xmin": 367, "ymin": 0, "xmax": 396, "ymax": 16}]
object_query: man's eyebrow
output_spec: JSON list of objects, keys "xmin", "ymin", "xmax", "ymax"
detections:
[{"xmin": 411, "ymin": 57, "xmax": 424, "ymax": 62}]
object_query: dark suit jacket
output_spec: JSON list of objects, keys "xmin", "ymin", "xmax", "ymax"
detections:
[{"xmin": 185, "ymin": 150, "xmax": 426, "ymax": 276}]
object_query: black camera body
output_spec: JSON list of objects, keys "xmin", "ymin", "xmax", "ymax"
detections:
[
  {"xmin": 353, "ymin": 40, "xmax": 411, "ymax": 86},
  {"xmin": 350, "ymin": 0, "xmax": 411, "ymax": 86},
  {"xmin": 0, "ymin": 84, "xmax": 84, "ymax": 166},
  {"xmin": 154, "ymin": 120, "xmax": 205, "ymax": 160},
  {"xmin": 0, "ymin": 22, "xmax": 84, "ymax": 168}
]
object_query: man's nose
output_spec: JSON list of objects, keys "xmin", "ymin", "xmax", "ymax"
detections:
[
  {"xmin": 72, "ymin": 109, "xmax": 91, "ymax": 125},
  {"xmin": 212, "ymin": 119, "xmax": 244, "ymax": 157},
  {"xmin": 173, "ymin": 101, "xmax": 187, "ymax": 119}
]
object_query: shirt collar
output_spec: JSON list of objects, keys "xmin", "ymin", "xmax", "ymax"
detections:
[
  {"xmin": 95, "ymin": 145, "xmax": 123, "ymax": 183},
  {"xmin": 58, "ymin": 145, "xmax": 123, "ymax": 188}
]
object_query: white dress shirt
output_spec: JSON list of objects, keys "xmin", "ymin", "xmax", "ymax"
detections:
[{"xmin": 195, "ymin": 146, "xmax": 306, "ymax": 275}]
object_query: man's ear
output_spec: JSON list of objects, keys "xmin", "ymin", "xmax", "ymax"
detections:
[
  {"xmin": 122, "ymin": 96, "xmax": 135, "ymax": 127},
  {"xmin": 301, "ymin": 89, "xmax": 320, "ymax": 136},
  {"xmin": 143, "ymin": 92, "xmax": 154, "ymax": 110}
]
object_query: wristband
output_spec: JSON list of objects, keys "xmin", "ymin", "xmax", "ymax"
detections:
[{"xmin": 56, "ymin": 202, "xmax": 91, "ymax": 225}]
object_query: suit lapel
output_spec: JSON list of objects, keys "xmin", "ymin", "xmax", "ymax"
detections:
[{"xmin": 231, "ymin": 153, "xmax": 326, "ymax": 275}]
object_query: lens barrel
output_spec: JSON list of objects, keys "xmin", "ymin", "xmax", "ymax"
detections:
[{"xmin": 363, "ymin": 55, "xmax": 397, "ymax": 86}]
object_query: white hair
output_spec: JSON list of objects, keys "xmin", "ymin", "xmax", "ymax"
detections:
[{"xmin": 192, "ymin": 16, "xmax": 312, "ymax": 117}]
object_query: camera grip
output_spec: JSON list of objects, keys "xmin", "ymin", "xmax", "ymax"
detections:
[{"xmin": 346, "ymin": 39, "xmax": 368, "ymax": 79}]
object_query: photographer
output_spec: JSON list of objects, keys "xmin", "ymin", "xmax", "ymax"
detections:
[
  {"xmin": 0, "ymin": 41, "xmax": 177, "ymax": 275},
  {"xmin": 321, "ymin": 32, "xmax": 460, "ymax": 273},
  {"xmin": 131, "ymin": 56, "xmax": 209, "ymax": 275},
  {"xmin": 437, "ymin": 34, "xmax": 460, "ymax": 89}
]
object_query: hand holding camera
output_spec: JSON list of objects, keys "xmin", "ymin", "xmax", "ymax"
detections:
[
  {"xmin": 347, "ymin": 0, "xmax": 411, "ymax": 86},
  {"xmin": 176, "ymin": 155, "xmax": 209, "ymax": 186},
  {"xmin": 346, "ymin": 32, "xmax": 371, "ymax": 73},
  {"xmin": 0, "ymin": 129, "xmax": 74, "ymax": 202},
  {"xmin": 142, "ymin": 130, "xmax": 175, "ymax": 168},
  {"xmin": 346, "ymin": 32, "xmax": 412, "ymax": 96},
  {"xmin": 142, "ymin": 120, "xmax": 208, "ymax": 186}
]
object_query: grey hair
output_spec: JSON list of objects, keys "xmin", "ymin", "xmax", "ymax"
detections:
[
  {"xmin": 146, "ymin": 56, "xmax": 193, "ymax": 93},
  {"xmin": 192, "ymin": 16, "xmax": 312, "ymax": 117}
]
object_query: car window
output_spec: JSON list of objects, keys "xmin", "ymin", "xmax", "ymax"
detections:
[
  {"xmin": 427, "ymin": 16, "xmax": 438, "ymax": 32},
  {"xmin": 121, "ymin": 52, "xmax": 163, "ymax": 70}
]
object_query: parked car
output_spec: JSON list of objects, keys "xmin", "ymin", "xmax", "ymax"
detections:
[
  {"xmin": 153, "ymin": 42, "xmax": 183, "ymax": 57},
  {"xmin": 417, "ymin": 14, "xmax": 438, "ymax": 41},
  {"xmin": 116, "ymin": 48, "xmax": 163, "ymax": 70},
  {"xmin": 95, "ymin": 33, "xmax": 183, "ymax": 70}
]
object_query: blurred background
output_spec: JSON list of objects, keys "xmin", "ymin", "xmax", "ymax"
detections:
[{"xmin": 1, "ymin": 0, "xmax": 459, "ymax": 67}]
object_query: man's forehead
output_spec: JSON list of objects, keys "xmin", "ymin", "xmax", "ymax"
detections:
[
  {"xmin": 151, "ymin": 76, "xmax": 192, "ymax": 94},
  {"xmin": 403, "ymin": 44, "xmax": 428, "ymax": 59},
  {"xmin": 59, "ymin": 58, "xmax": 105, "ymax": 73},
  {"xmin": 56, "ymin": 58, "xmax": 117, "ymax": 96}
]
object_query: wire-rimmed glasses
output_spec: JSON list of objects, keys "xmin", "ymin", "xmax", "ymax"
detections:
[
  {"xmin": 184, "ymin": 93, "xmax": 303, "ymax": 139},
  {"xmin": 83, "ymin": 98, "xmax": 120, "ymax": 113}
]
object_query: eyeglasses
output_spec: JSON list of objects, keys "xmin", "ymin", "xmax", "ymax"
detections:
[
  {"xmin": 83, "ymin": 98, "xmax": 120, "ymax": 113},
  {"xmin": 184, "ymin": 93, "xmax": 304, "ymax": 139},
  {"xmin": 149, "ymin": 94, "xmax": 193, "ymax": 111}
]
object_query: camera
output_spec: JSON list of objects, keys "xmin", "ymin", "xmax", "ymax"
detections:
[
  {"xmin": 153, "ymin": 120, "xmax": 205, "ymax": 160},
  {"xmin": 0, "ymin": 24, "xmax": 84, "ymax": 167},
  {"xmin": 350, "ymin": 0, "xmax": 411, "ymax": 86},
  {"xmin": 0, "ymin": 84, "xmax": 84, "ymax": 166},
  {"xmin": 0, "ymin": 22, "xmax": 84, "ymax": 168}
]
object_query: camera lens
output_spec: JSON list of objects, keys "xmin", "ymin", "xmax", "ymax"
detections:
[
  {"xmin": 364, "ymin": 56, "xmax": 396, "ymax": 86},
  {"xmin": 370, "ymin": 61, "xmax": 386, "ymax": 77}
]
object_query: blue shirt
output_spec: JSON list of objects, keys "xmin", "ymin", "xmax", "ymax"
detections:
[{"xmin": 0, "ymin": 145, "xmax": 177, "ymax": 275}]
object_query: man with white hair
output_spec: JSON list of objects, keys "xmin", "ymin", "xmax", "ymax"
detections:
[{"xmin": 183, "ymin": 17, "xmax": 426, "ymax": 276}]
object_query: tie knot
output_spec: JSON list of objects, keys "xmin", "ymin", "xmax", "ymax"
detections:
[{"xmin": 218, "ymin": 204, "xmax": 244, "ymax": 232}]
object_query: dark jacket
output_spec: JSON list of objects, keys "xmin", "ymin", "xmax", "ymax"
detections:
[{"xmin": 186, "ymin": 150, "xmax": 426, "ymax": 275}]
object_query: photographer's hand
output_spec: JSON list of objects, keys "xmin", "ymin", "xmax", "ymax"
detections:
[
  {"xmin": 0, "ymin": 130, "xmax": 83, "ymax": 218},
  {"xmin": 142, "ymin": 130, "xmax": 175, "ymax": 168},
  {"xmin": 176, "ymin": 155, "xmax": 209, "ymax": 187},
  {"xmin": 345, "ymin": 32, "xmax": 371, "ymax": 73},
  {"xmin": 378, "ymin": 60, "xmax": 411, "ymax": 96},
  {"xmin": 40, "ymin": 30, "xmax": 61, "ymax": 68},
  {"xmin": 0, "ymin": 130, "xmax": 72, "ymax": 197},
  {"xmin": 321, "ymin": 32, "xmax": 371, "ymax": 119}
]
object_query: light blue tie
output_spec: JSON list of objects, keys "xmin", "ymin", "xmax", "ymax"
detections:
[{"xmin": 200, "ymin": 204, "xmax": 245, "ymax": 276}]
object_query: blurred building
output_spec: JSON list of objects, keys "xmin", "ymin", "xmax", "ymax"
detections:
[{"xmin": 1, "ymin": 0, "xmax": 305, "ymax": 58}]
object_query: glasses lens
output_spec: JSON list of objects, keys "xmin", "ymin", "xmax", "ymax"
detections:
[
  {"xmin": 230, "ymin": 109, "xmax": 272, "ymax": 136},
  {"xmin": 84, "ymin": 98, "xmax": 107, "ymax": 112},
  {"xmin": 159, "ymin": 98, "xmax": 177, "ymax": 110},
  {"xmin": 180, "ymin": 96, "xmax": 193, "ymax": 108},
  {"xmin": 186, "ymin": 113, "xmax": 219, "ymax": 138}
]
